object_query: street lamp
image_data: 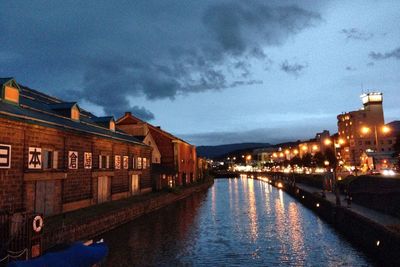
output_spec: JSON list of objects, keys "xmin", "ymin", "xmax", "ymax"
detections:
[{"xmin": 323, "ymin": 138, "xmax": 343, "ymax": 206}]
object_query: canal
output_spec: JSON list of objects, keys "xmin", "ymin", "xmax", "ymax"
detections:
[{"xmin": 101, "ymin": 177, "xmax": 373, "ymax": 266}]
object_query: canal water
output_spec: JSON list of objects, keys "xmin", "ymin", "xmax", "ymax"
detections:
[{"xmin": 101, "ymin": 178, "xmax": 373, "ymax": 266}]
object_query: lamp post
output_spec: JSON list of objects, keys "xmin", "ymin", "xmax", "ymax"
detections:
[{"xmin": 324, "ymin": 138, "xmax": 344, "ymax": 206}]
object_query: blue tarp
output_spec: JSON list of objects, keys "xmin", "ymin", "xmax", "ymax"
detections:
[{"xmin": 7, "ymin": 242, "xmax": 108, "ymax": 267}]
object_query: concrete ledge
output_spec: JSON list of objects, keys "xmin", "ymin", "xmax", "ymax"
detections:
[
  {"xmin": 140, "ymin": 187, "xmax": 152, "ymax": 194},
  {"xmin": 63, "ymin": 199, "xmax": 92, "ymax": 212},
  {"xmin": 24, "ymin": 171, "xmax": 67, "ymax": 181},
  {"xmin": 92, "ymin": 170, "xmax": 114, "ymax": 177},
  {"xmin": 111, "ymin": 192, "xmax": 129, "ymax": 201}
]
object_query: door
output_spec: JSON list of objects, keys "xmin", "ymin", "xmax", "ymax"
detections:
[
  {"xmin": 35, "ymin": 181, "xmax": 56, "ymax": 216},
  {"xmin": 97, "ymin": 176, "xmax": 109, "ymax": 203},
  {"xmin": 131, "ymin": 174, "xmax": 140, "ymax": 195}
]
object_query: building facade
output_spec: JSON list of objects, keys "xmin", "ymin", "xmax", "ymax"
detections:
[
  {"xmin": 0, "ymin": 78, "xmax": 152, "ymax": 216},
  {"xmin": 337, "ymin": 92, "xmax": 396, "ymax": 167},
  {"xmin": 116, "ymin": 112, "xmax": 198, "ymax": 189}
]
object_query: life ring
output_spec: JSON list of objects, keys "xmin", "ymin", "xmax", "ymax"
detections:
[{"xmin": 32, "ymin": 215, "xmax": 44, "ymax": 233}]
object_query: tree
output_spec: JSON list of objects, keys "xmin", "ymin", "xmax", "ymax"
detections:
[
  {"xmin": 301, "ymin": 153, "xmax": 313, "ymax": 167},
  {"xmin": 394, "ymin": 133, "xmax": 400, "ymax": 169},
  {"xmin": 313, "ymin": 152, "xmax": 325, "ymax": 167},
  {"xmin": 324, "ymin": 148, "xmax": 338, "ymax": 168},
  {"xmin": 290, "ymin": 156, "xmax": 302, "ymax": 166}
]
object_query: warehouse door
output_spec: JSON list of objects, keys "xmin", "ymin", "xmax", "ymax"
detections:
[
  {"xmin": 97, "ymin": 176, "xmax": 109, "ymax": 203},
  {"xmin": 131, "ymin": 174, "xmax": 140, "ymax": 195},
  {"xmin": 35, "ymin": 180, "xmax": 56, "ymax": 216}
]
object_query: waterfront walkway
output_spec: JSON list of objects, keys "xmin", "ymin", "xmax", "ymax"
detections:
[{"xmin": 296, "ymin": 183, "xmax": 400, "ymax": 227}]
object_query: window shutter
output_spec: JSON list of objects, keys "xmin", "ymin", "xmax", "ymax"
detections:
[
  {"xmin": 106, "ymin": 156, "xmax": 110, "ymax": 169},
  {"xmin": 99, "ymin": 155, "xmax": 102, "ymax": 169},
  {"xmin": 53, "ymin": 151, "xmax": 58, "ymax": 169}
]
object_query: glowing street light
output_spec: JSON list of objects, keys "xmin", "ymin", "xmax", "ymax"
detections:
[
  {"xmin": 324, "ymin": 139, "xmax": 332, "ymax": 146},
  {"xmin": 382, "ymin": 125, "xmax": 391, "ymax": 134},
  {"xmin": 361, "ymin": 126, "xmax": 371, "ymax": 134}
]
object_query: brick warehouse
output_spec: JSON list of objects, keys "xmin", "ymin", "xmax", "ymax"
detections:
[
  {"xmin": 0, "ymin": 78, "xmax": 152, "ymax": 216},
  {"xmin": 117, "ymin": 112, "xmax": 198, "ymax": 189}
]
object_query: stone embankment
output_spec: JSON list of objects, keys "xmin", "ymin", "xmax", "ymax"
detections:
[{"xmin": 43, "ymin": 179, "xmax": 213, "ymax": 251}]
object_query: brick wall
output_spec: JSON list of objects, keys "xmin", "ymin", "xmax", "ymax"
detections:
[{"xmin": 0, "ymin": 116, "xmax": 152, "ymax": 215}]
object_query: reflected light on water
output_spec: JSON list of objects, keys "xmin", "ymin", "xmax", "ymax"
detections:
[
  {"xmin": 102, "ymin": 178, "xmax": 373, "ymax": 266},
  {"xmin": 247, "ymin": 178, "xmax": 258, "ymax": 242},
  {"xmin": 288, "ymin": 202, "xmax": 306, "ymax": 263}
]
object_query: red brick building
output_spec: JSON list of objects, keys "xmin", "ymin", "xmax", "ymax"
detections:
[
  {"xmin": 0, "ymin": 78, "xmax": 152, "ymax": 216},
  {"xmin": 116, "ymin": 112, "xmax": 197, "ymax": 189}
]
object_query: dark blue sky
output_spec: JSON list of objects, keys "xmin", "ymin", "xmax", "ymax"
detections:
[{"xmin": 1, "ymin": 1, "xmax": 399, "ymax": 145}]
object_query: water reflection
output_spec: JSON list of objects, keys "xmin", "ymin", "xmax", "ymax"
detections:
[{"xmin": 101, "ymin": 178, "xmax": 373, "ymax": 266}]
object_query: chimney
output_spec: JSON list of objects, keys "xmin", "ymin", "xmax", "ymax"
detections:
[{"xmin": 125, "ymin": 112, "xmax": 132, "ymax": 116}]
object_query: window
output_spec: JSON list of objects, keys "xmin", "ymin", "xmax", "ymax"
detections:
[
  {"xmin": 143, "ymin": 158, "xmax": 147, "ymax": 169},
  {"xmin": 71, "ymin": 106, "xmax": 80, "ymax": 121},
  {"xmin": 43, "ymin": 150, "xmax": 58, "ymax": 169},
  {"xmin": 99, "ymin": 155, "xmax": 110, "ymax": 169},
  {"xmin": 132, "ymin": 157, "xmax": 135, "ymax": 169},
  {"xmin": 388, "ymin": 140, "xmax": 393, "ymax": 145},
  {"xmin": 109, "ymin": 121, "xmax": 115, "ymax": 131},
  {"xmin": 137, "ymin": 157, "xmax": 142, "ymax": 169},
  {"xmin": 4, "ymin": 86, "xmax": 19, "ymax": 104}
]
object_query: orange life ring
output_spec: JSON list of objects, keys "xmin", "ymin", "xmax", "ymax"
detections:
[{"xmin": 33, "ymin": 215, "xmax": 44, "ymax": 233}]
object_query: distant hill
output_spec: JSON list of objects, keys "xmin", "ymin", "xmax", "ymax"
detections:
[{"xmin": 197, "ymin": 143, "xmax": 271, "ymax": 159}]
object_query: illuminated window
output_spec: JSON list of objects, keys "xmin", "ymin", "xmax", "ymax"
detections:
[
  {"xmin": 109, "ymin": 121, "xmax": 115, "ymax": 131},
  {"xmin": 143, "ymin": 158, "xmax": 147, "ymax": 169},
  {"xmin": 137, "ymin": 157, "xmax": 142, "ymax": 169},
  {"xmin": 71, "ymin": 106, "xmax": 80, "ymax": 121},
  {"xmin": 4, "ymin": 86, "xmax": 19, "ymax": 104}
]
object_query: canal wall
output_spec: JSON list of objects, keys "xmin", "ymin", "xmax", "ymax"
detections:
[
  {"xmin": 281, "ymin": 183, "xmax": 400, "ymax": 266},
  {"xmin": 42, "ymin": 179, "xmax": 213, "ymax": 251}
]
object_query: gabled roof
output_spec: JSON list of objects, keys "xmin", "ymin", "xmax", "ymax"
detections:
[
  {"xmin": 93, "ymin": 116, "xmax": 114, "ymax": 123},
  {"xmin": 0, "ymin": 77, "xmax": 14, "ymax": 85},
  {"xmin": 0, "ymin": 78, "xmax": 148, "ymax": 147},
  {"xmin": 49, "ymin": 102, "xmax": 80, "ymax": 111},
  {"xmin": 116, "ymin": 112, "xmax": 194, "ymax": 146}
]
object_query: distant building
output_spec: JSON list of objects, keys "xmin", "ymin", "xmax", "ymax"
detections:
[
  {"xmin": 298, "ymin": 130, "xmax": 331, "ymax": 158},
  {"xmin": 337, "ymin": 92, "xmax": 396, "ymax": 167},
  {"xmin": 117, "ymin": 112, "xmax": 198, "ymax": 189},
  {"xmin": 0, "ymin": 78, "xmax": 152, "ymax": 216}
]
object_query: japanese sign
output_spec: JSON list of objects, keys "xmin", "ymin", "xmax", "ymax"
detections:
[
  {"xmin": 28, "ymin": 147, "xmax": 42, "ymax": 169},
  {"xmin": 68, "ymin": 151, "xmax": 78, "ymax": 169},
  {"xmin": 0, "ymin": 144, "xmax": 11, "ymax": 169},
  {"xmin": 123, "ymin": 156, "xmax": 129, "ymax": 169},
  {"xmin": 115, "ymin": 155, "xmax": 121, "ymax": 169},
  {"xmin": 84, "ymin": 152, "xmax": 92, "ymax": 169}
]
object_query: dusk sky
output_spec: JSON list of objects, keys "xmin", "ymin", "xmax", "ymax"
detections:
[{"xmin": 1, "ymin": 1, "xmax": 399, "ymax": 146}]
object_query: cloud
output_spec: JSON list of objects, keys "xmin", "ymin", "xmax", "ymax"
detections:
[
  {"xmin": 340, "ymin": 28, "xmax": 373, "ymax": 41},
  {"xmin": 345, "ymin": 66, "xmax": 356, "ymax": 71},
  {"xmin": 0, "ymin": 1, "xmax": 321, "ymax": 117},
  {"xmin": 280, "ymin": 60, "xmax": 308, "ymax": 76},
  {"xmin": 369, "ymin": 47, "xmax": 400, "ymax": 60}
]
